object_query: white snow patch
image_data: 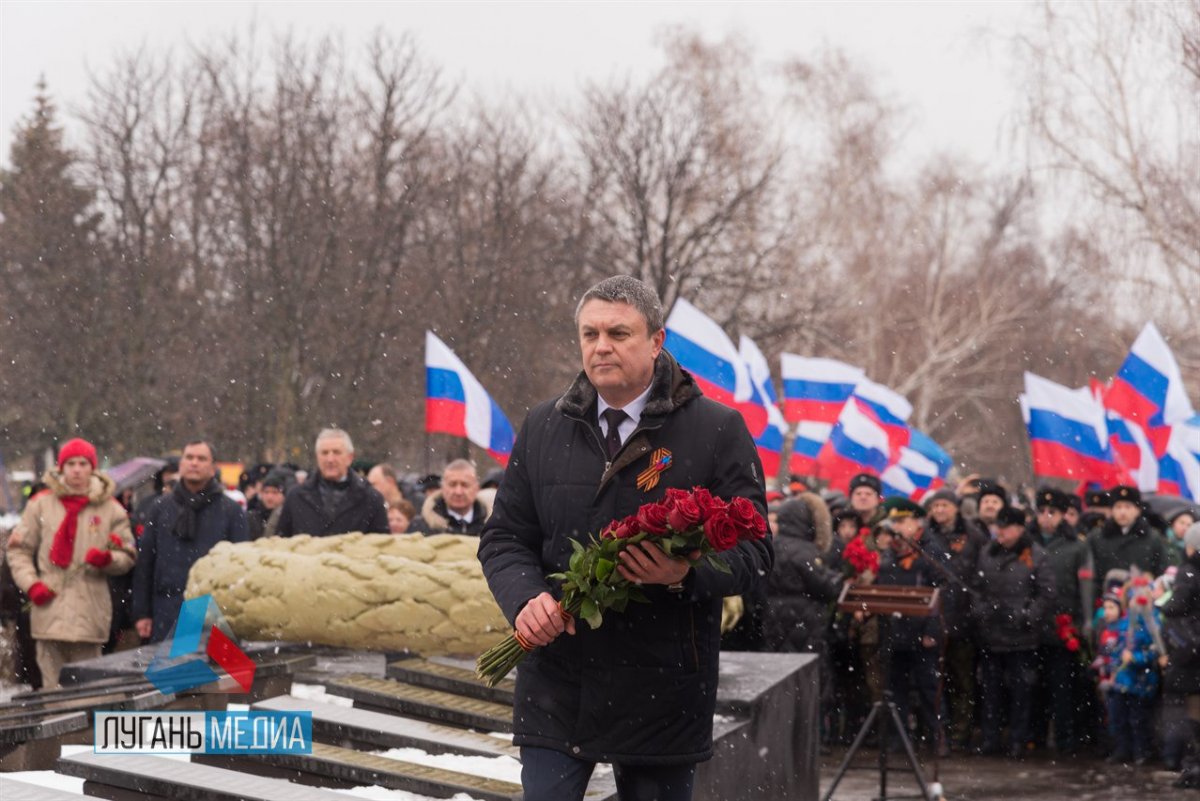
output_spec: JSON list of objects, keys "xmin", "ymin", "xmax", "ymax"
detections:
[
  {"xmin": 291, "ymin": 683, "xmax": 354, "ymax": 707},
  {"xmin": 373, "ymin": 747, "xmax": 523, "ymax": 784},
  {"xmin": 0, "ymin": 680, "xmax": 31, "ymax": 702},
  {"xmin": 227, "ymin": 702, "xmax": 251, "ymax": 712},
  {"xmin": 1, "ymin": 770, "xmax": 85, "ymax": 793},
  {"xmin": 485, "ymin": 731, "xmax": 514, "ymax": 742},
  {"xmin": 332, "ymin": 787, "xmax": 482, "ymax": 801}
]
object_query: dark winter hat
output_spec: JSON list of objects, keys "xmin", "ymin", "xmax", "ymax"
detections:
[
  {"xmin": 832, "ymin": 507, "xmax": 861, "ymax": 530},
  {"xmin": 995, "ymin": 506, "xmax": 1027, "ymax": 529},
  {"xmin": 1064, "ymin": 494, "xmax": 1083, "ymax": 513},
  {"xmin": 417, "ymin": 473, "xmax": 442, "ymax": 491},
  {"xmin": 261, "ymin": 468, "xmax": 295, "ymax": 492},
  {"xmin": 481, "ymin": 468, "xmax": 505, "ymax": 490},
  {"xmin": 1101, "ymin": 590, "xmax": 1123, "ymax": 607},
  {"xmin": 884, "ymin": 497, "xmax": 926, "ymax": 519},
  {"xmin": 1036, "ymin": 486, "xmax": 1070, "ymax": 512},
  {"xmin": 1085, "ymin": 489, "xmax": 1112, "ymax": 509},
  {"xmin": 976, "ymin": 479, "xmax": 1007, "ymax": 505},
  {"xmin": 777, "ymin": 497, "xmax": 816, "ymax": 540},
  {"xmin": 57, "ymin": 438, "xmax": 97, "ymax": 470},
  {"xmin": 1109, "ymin": 485, "xmax": 1142, "ymax": 506},
  {"xmin": 848, "ymin": 473, "xmax": 882, "ymax": 495},
  {"xmin": 923, "ymin": 488, "xmax": 958, "ymax": 507}
]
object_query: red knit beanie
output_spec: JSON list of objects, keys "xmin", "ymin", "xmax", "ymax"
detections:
[{"xmin": 57, "ymin": 438, "xmax": 97, "ymax": 470}]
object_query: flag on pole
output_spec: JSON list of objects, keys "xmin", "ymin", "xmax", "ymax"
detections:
[
  {"xmin": 424, "ymin": 331, "xmax": 515, "ymax": 465},
  {"xmin": 790, "ymin": 422, "xmax": 833, "ymax": 476},
  {"xmin": 1104, "ymin": 322, "xmax": 1196, "ymax": 456},
  {"xmin": 739, "ymin": 336, "xmax": 788, "ymax": 478},
  {"xmin": 1158, "ymin": 417, "xmax": 1200, "ymax": 500},
  {"xmin": 816, "ymin": 398, "xmax": 892, "ymax": 492},
  {"xmin": 1023, "ymin": 372, "xmax": 1121, "ymax": 482},
  {"xmin": 780, "ymin": 355, "xmax": 864, "ymax": 424},
  {"xmin": 664, "ymin": 299, "xmax": 768, "ymax": 437}
]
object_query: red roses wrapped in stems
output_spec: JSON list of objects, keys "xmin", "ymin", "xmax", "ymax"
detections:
[{"xmin": 475, "ymin": 487, "xmax": 768, "ymax": 688}]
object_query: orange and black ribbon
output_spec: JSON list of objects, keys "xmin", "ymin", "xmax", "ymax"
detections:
[{"xmin": 636, "ymin": 448, "xmax": 672, "ymax": 492}]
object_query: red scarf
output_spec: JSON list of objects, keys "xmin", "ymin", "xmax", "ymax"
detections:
[{"xmin": 50, "ymin": 495, "xmax": 90, "ymax": 568}]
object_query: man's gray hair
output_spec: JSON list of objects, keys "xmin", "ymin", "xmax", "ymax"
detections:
[
  {"xmin": 315, "ymin": 427, "xmax": 354, "ymax": 453},
  {"xmin": 574, "ymin": 276, "xmax": 665, "ymax": 333},
  {"xmin": 442, "ymin": 458, "xmax": 478, "ymax": 479}
]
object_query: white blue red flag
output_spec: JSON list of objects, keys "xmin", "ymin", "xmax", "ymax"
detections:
[
  {"xmin": 1104, "ymin": 323, "xmax": 1195, "ymax": 456},
  {"xmin": 780, "ymin": 355, "xmax": 864, "ymax": 425},
  {"xmin": 664, "ymin": 299, "xmax": 768, "ymax": 437},
  {"xmin": 739, "ymin": 335, "xmax": 788, "ymax": 478},
  {"xmin": 816, "ymin": 397, "xmax": 893, "ymax": 492},
  {"xmin": 791, "ymin": 421, "xmax": 833, "ymax": 476},
  {"xmin": 424, "ymin": 331, "xmax": 515, "ymax": 465},
  {"xmin": 1023, "ymin": 372, "xmax": 1121, "ymax": 483},
  {"xmin": 851, "ymin": 379, "xmax": 912, "ymax": 453},
  {"xmin": 1158, "ymin": 417, "xmax": 1200, "ymax": 500}
]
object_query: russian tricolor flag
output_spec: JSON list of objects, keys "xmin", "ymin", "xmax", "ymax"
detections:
[
  {"xmin": 907, "ymin": 428, "xmax": 953, "ymax": 481},
  {"xmin": 790, "ymin": 422, "xmax": 833, "ymax": 476},
  {"xmin": 780, "ymin": 355, "xmax": 864, "ymax": 425},
  {"xmin": 425, "ymin": 331, "xmax": 515, "ymax": 465},
  {"xmin": 852, "ymin": 379, "xmax": 912, "ymax": 453},
  {"xmin": 1105, "ymin": 323, "xmax": 1196, "ymax": 456},
  {"xmin": 664, "ymin": 299, "xmax": 767, "ymax": 437},
  {"xmin": 1023, "ymin": 372, "xmax": 1121, "ymax": 483},
  {"xmin": 816, "ymin": 398, "xmax": 892, "ymax": 492},
  {"xmin": 739, "ymin": 335, "xmax": 787, "ymax": 478},
  {"xmin": 1106, "ymin": 411, "xmax": 1158, "ymax": 491},
  {"xmin": 1158, "ymin": 418, "xmax": 1200, "ymax": 500}
]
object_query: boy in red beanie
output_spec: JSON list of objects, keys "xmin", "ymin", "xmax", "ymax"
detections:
[{"xmin": 7, "ymin": 438, "xmax": 136, "ymax": 688}]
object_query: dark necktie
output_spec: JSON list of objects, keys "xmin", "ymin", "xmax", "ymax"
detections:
[{"xmin": 602, "ymin": 408, "xmax": 628, "ymax": 460}]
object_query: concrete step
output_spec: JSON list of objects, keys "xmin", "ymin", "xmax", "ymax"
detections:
[
  {"xmin": 196, "ymin": 740, "xmax": 522, "ymax": 801},
  {"xmin": 386, "ymin": 657, "xmax": 515, "ymax": 705},
  {"xmin": 323, "ymin": 674, "xmax": 513, "ymax": 733},
  {"xmin": 0, "ymin": 775, "xmax": 87, "ymax": 800}
]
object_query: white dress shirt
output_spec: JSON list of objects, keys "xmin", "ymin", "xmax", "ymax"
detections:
[{"xmin": 597, "ymin": 383, "xmax": 653, "ymax": 447}]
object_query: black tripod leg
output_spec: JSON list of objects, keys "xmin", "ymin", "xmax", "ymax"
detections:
[
  {"xmin": 888, "ymin": 701, "xmax": 934, "ymax": 801},
  {"xmin": 821, "ymin": 701, "xmax": 883, "ymax": 801}
]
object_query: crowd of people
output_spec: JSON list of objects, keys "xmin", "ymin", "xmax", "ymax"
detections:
[{"xmin": 731, "ymin": 472, "xmax": 1200, "ymax": 789}]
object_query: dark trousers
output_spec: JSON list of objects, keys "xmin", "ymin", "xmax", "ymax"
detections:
[
  {"xmin": 888, "ymin": 647, "xmax": 942, "ymax": 747},
  {"xmin": 981, "ymin": 649, "xmax": 1037, "ymax": 750},
  {"xmin": 1107, "ymin": 692, "xmax": 1154, "ymax": 761},
  {"xmin": 521, "ymin": 746, "xmax": 696, "ymax": 801},
  {"xmin": 1032, "ymin": 643, "xmax": 1078, "ymax": 750},
  {"xmin": 943, "ymin": 637, "xmax": 977, "ymax": 746}
]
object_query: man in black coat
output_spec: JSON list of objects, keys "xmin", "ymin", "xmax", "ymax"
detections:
[
  {"xmin": 1087, "ymin": 485, "xmax": 1168, "ymax": 583},
  {"xmin": 922, "ymin": 488, "xmax": 987, "ymax": 750},
  {"xmin": 973, "ymin": 506, "xmax": 1056, "ymax": 758},
  {"xmin": 478, "ymin": 276, "xmax": 772, "ymax": 801},
  {"xmin": 276, "ymin": 428, "xmax": 388, "ymax": 537},
  {"xmin": 132, "ymin": 441, "xmax": 249, "ymax": 643}
]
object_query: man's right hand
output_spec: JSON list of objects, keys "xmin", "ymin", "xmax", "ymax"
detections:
[
  {"xmin": 515, "ymin": 592, "xmax": 575, "ymax": 648},
  {"xmin": 135, "ymin": 618, "xmax": 153, "ymax": 639}
]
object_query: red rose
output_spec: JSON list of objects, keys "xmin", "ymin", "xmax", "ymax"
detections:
[
  {"xmin": 667, "ymin": 495, "xmax": 703, "ymax": 532},
  {"xmin": 602, "ymin": 515, "xmax": 639, "ymax": 540},
  {"xmin": 726, "ymin": 496, "xmax": 766, "ymax": 540},
  {"xmin": 636, "ymin": 502, "xmax": 670, "ymax": 536},
  {"xmin": 1065, "ymin": 637, "xmax": 1080, "ymax": 653},
  {"xmin": 691, "ymin": 487, "xmax": 726, "ymax": 520},
  {"xmin": 109, "ymin": 533, "xmax": 124, "ymax": 549},
  {"xmin": 1055, "ymin": 613, "xmax": 1071, "ymax": 627},
  {"xmin": 704, "ymin": 512, "xmax": 741, "ymax": 552}
]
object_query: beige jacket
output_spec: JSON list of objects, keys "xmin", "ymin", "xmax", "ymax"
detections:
[{"xmin": 8, "ymin": 470, "xmax": 136, "ymax": 642}]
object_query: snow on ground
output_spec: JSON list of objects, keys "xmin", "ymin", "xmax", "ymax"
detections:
[
  {"xmin": 291, "ymin": 682, "xmax": 355, "ymax": 706},
  {"xmin": 4, "ymin": 746, "xmax": 190, "ymax": 795},
  {"xmin": 373, "ymin": 747, "xmax": 523, "ymax": 784},
  {"xmin": 0, "ymin": 680, "xmax": 31, "ymax": 703},
  {"xmin": 333, "ymin": 787, "xmax": 483, "ymax": 801}
]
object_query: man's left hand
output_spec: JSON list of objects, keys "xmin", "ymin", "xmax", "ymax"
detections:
[{"xmin": 617, "ymin": 542, "xmax": 695, "ymax": 586}]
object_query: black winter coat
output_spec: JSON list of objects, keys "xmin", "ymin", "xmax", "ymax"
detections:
[
  {"xmin": 1087, "ymin": 516, "xmax": 1168, "ymax": 585},
  {"xmin": 132, "ymin": 486, "xmax": 249, "ymax": 642},
  {"xmin": 478, "ymin": 351, "xmax": 772, "ymax": 766},
  {"xmin": 1030, "ymin": 521, "xmax": 1094, "ymax": 638},
  {"xmin": 763, "ymin": 495, "xmax": 842, "ymax": 654},
  {"xmin": 1162, "ymin": 551, "xmax": 1200, "ymax": 696},
  {"xmin": 877, "ymin": 548, "xmax": 943, "ymax": 652},
  {"xmin": 972, "ymin": 534, "xmax": 1056, "ymax": 653},
  {"xmin": 276, "ymin": 473, "xmax": 388, "ymax": 537},
  {"xmin": 925, "ymin": 515, "xmax": 988, "ymax": 638}
]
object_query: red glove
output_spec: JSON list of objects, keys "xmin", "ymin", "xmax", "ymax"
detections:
[
  {"xmin": 27, "ymin": 581, "xmax": 55, "ymax": 606},
  {"xmin": 85, "ymin": 547, "xmax": 113, "ymax": 568}
]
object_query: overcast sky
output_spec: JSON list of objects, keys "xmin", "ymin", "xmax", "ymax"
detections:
[{"xmin": 0, "ymin": 1, "xmax": 1033, "ymax": 170}]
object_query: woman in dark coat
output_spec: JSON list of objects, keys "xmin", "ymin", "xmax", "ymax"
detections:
[
  {"xmin": 1162, "ymin": 523, "xmax": 1200, "ymax": 788},
  {"xmin": 763, "ymin": 493, "xmax": 844, "ymax": 653}
]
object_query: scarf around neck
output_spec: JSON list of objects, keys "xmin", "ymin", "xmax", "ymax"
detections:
[
  {"xmin": 172, "ymin": 478, "xmax": 224, "ymax": 541},
  {"xmin": 50, "ymin": 494, "xmax": 90, "ymax": 568}
]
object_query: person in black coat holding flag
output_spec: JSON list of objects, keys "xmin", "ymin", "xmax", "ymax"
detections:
[{"xmin": 478, "ymin": 276, "xmax": 772, "ymax": 801}]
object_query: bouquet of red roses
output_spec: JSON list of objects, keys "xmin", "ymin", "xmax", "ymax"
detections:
[
  {"xmin": 842, "ymin": 532, "xmax": 879, "ymax": 580},
  {"xmin": 475, "ymin": 487, "xmax": 767, "ymax": 687}
]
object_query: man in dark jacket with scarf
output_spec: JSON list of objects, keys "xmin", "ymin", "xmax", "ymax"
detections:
[
  {"xmin": 276, "ymin": 428, "xmax": 389, "ymax": 538},
  {"xmin": 478, "ymin": 276, "xmax": 772, "ymax": 801},
  {"xmin": 1028, "ymin": 487, "xmax": 1093, "ymax": 754},
  {"xmin": 1163, "ymin": 522, "xmax": 1200, "ymax": 788},
  {"xmin": 974, "ymin": 506, "xmax": 1056, "ymax": 758},
  {"xmin": 133, "ymin": 441, "xmax": 248, "ymax": 642}
]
